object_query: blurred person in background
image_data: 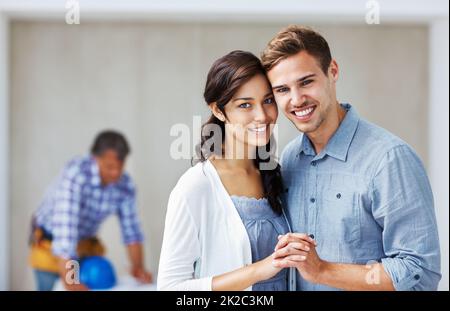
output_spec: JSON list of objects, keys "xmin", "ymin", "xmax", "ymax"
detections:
[{"xmin": 29, "ymin": 130, "xmax": 152, "ymax": 291}]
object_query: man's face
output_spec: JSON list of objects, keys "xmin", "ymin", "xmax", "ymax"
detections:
[
  {"xmin": 267, "ymin": 51, "xmax": 338, "ymax": 135},
  {"xmin": 95, "ymin": 150, "xmax": 124, "ymax": 185}
]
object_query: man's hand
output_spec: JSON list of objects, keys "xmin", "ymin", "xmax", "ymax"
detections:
[
  {"xmin": 272, "ymin": 233, "xmax": 395, "ymax": 290},
  {"xmin": 272, "ymin": 233, "xmax": 325, "ymax": 284},
  {"xmin": 131, "ymin": 266, "xmax": 153, "ymax": 283},
  {"xmin": 126, "ymin": 243, "xmax": 152, "ymax": 283}
]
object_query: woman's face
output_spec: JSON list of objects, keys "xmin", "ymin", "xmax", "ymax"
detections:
[{"xmin": 221, "ymin": 74, "xmax": 278, "ymax": 153}]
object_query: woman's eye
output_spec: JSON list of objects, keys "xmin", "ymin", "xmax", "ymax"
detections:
[
  {"xmin": 238, "ymin": 103, "xmax": 251, "ymax": 108},
  {"xmin": 300, "ymin": 80, "xmax": 313, "ymax": 87},
  {"xmin": 264, "ymin": 97, "xmax": 275, "ymax": 104}
]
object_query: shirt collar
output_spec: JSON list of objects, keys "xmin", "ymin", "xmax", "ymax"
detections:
[
  {"xmin": 298, "ymin": 133, "xmax": 316, "ymax": 156},
  {"xmin": 298, "ymin": 103, "xmax": 359, "ymax": 162}
]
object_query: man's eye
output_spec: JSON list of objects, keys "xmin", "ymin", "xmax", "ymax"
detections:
[
  {"xmin": 239, "ymin": 103, "xmax": 251, "ymax": 108},
  {"xmin": 264, "ymin": 97, "xmax": 275, "ymax": 104},
  {"xmin": 301, "ymin": 80, "xmax": 313, "ymax": 87},
  {"xmin": 276, "ymin": 87, "xmax": 288, "ymax": 93}
]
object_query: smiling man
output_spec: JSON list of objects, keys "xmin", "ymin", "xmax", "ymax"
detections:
[
  {"xmin": 29, "ymin": 130, "xmax": 152, "ymax": 290},
  {"xmin": 262, "ymin": 25, "xmax": 441, "ymax": 291}
]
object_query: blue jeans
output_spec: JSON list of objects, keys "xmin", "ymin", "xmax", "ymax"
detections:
[{"xmin": 34, "ymin": 270, "xmax": 59, "ymax": 291}]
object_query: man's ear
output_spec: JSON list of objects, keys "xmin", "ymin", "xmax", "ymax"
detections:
[
  {"xmin": 328, "ymin": 59, "xmax": 339, "ymax": 82},
  {"xmin": 209, "ymin": 102, "xmax": 226, "ymax": 122}
]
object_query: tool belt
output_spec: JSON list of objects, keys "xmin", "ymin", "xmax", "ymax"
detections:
[{"xmin": 28, "ymin": 218, "xmax": 105, "ymax": 273}]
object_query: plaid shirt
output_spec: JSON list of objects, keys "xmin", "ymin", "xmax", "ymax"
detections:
[{"xmin": 34, "ymin": 155, "xmax": 144, "ymax": 259}]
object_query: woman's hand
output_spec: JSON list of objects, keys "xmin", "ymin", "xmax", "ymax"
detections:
[
  {"xmin": 253, "ymin": 254, "xmax": 283, "ymax": 282},
  {"xmin": 212, "ymin": 252, "xmax": 286, "ymax": 291}
]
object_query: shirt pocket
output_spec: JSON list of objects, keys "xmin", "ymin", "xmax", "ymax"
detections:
[{"xmin": 320, "ymin": 188, "xmax": 361, "ymax": 245}]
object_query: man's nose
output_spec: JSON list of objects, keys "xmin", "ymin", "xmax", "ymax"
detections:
[{"xmin": 290, "ymin": 88, "xmax": 304, "ymax": 107}]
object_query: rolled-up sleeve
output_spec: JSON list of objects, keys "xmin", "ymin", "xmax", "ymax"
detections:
[{"xmin": 371, "ymin": 145, "xmax": 441, "ymax": 290}]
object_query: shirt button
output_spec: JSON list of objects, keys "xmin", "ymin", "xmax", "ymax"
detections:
[
  {"xmin": 414, "ymin": 274, "xmax": 420, "ymax": 280},
  {"xmin": 336, "ymin": 193, "xmax": 341, "ymax": 199},
  {"xmin": 310, "ymin": 198, "xmax": 316, "ymax": 203},
  {"xmin": 311, "ymin": 161, "xmax": 317, "ymax": 166},
  {"xmin": 309, "ymin": 234, "xmax": 315, "ymax": 239}
]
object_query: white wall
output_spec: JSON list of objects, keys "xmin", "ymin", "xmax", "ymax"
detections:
[
  {"xmin": 0, "ymin": 13, "xmax": 10, "ymax": 292},
  {"xmin": 9, "ymin": 21, "xmax": 432, "ymax": 290},
  {"xmin": 429, "ymin": 19, "xmax": 449, "ymax": 291}
]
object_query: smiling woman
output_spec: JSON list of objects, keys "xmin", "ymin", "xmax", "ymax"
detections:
[
  {"xmin": 199, "ymin": 50, "xmax": 283, "ymax": 212},
  {"xmin": 157, "ymin": 50, "xmax": 296, "ymax": 291}
]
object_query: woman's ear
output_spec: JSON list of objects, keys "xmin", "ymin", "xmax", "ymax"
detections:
[{"xmin": 209, "ymin": 102, "xmax": 226, "ymax": 122}]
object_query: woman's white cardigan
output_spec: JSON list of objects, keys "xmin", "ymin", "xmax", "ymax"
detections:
[{"xmin": 157, "ymin": 160, "xmax": 295, "ymax": 291}]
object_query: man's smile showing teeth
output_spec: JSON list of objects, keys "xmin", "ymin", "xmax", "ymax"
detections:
[
  {"xmin": 292, "ymin": 105, "xmax": 316, "ymax": 120},
  {"xmin": 295, "ymin": 107, "xmax": 313, "ymax": 117}
]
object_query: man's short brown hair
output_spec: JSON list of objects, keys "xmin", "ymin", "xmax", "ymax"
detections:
[{"xmin": 261, "ymin": 25, "xmax": 332, "ymax": 74}]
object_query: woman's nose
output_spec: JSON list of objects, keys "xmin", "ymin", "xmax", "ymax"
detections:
[{"xmin": 254, "ymin": 105, "xmax": 269, "ymax": 123}]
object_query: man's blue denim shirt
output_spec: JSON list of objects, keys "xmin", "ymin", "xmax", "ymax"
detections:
[{"xmin": 281, "ymin": 103, "xmax": 441, "ymax": 291}]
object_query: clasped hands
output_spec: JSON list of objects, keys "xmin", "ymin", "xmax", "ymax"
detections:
[{"xmin": 272, "ymin": 233, "xmax": 325, "ymax": 284}]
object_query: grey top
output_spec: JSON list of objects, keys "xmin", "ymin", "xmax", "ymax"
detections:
[{"xmin": 231, "ymin": 195, "xmax": 290, "ymax": 291}]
